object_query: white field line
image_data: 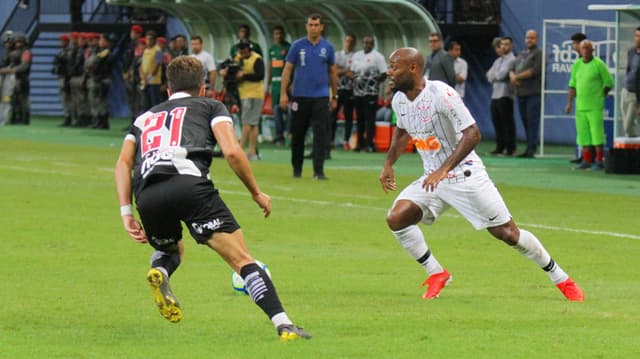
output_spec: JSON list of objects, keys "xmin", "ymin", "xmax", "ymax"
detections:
[
  {"xmin": 221, "ymin": 189, "xmax": 640, "ymax": 240},
  {"xmin": 3, "ymin": 164, "xmax": 638, "ymax": 240},
  {"xmin": 0, "ymin": 165, "xmax": 74, "ymax": 176}
]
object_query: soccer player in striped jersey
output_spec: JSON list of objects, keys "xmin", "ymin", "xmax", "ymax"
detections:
[
  {"xmin": 114, "ymin": 56, "xmax": 311, "ymax": 340},
  {"xmin": 380, "ymin": 48, "xmax": 584, "ymax": 301}
]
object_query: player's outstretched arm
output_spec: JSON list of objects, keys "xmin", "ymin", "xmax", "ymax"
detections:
[
  {"xmin": 380, "ymin": 127, "xmax": 410, "ymax": 193},
  {"xmin": 213, "ymin": 121, "xmax": 271, "ymax": 218},
  {"xmin": 423, "ymin": 123, "xmax": 481, "ymax": 192},
  {"xmin": 114, "ymin": 139, "xmax": 148, "ymax": 243}
]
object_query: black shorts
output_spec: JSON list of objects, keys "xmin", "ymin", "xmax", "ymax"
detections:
[{"xmin": 135, "ymin": 175, "xmax": 241, "ymax": 251}]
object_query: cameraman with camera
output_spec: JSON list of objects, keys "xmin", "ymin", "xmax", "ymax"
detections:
[
  {"xmin": 218, "ymin": 57, "xmax": 241, "ymax": 114},
  {"xmin": 220, "ymin": 40, "xmax": 265, "ymax": 161}
]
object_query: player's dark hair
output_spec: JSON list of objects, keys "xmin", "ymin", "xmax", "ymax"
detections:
[
  {"xmin": 571, "ymin": 32, "xmax": 587, "ymax": 43},
  {"xmin": 308, "ymin": 13, "xmax": 323, "ymax": 24},
  {"xmin": 501, "ymin": 36, "xmax": 513, "ymax": 43},
  {"xmin": 237, "ymin": 39, "xmax": 251, "ymax": 50},
  {"xmin": 346, "ymin": 33, "xmax": 357, "ymax": 43},
  {"xmin": 167, "ymin": 56, "xmax": 204, "ymax": 95},
  {"xmin": 191, "ymin": 35, "xmax": 203, "ymax": 43},
  {"xmin": 429, "ymin": 32, "xmax": 442, "ymax": 40},
  {"xmin": 239, "ymin": 24, "xmax": 251, "ymax": 38},
  {"xmin": 273, "ymin": 25, "xmax": 285, "ymax": 33},
  {"xmin": 145, "ymin": 30, "xmax": 157, "ymax": 39},
  {"xmin": 446, "ymin": 40, "xmax": 460, "ymax": 51}
]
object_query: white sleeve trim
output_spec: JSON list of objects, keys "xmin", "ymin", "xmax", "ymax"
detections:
[
  {"xmin": 210, "ymin": 115, "xmax": 233, "ymax": 128},
  {"xmin": 124, "ymin": 134, "xmax": 136, "ymax": 143}
]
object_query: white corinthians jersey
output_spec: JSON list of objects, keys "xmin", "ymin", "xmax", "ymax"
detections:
[{"xmin": 392, "ymin": 79, "xmax": 485, "ymax": 180}]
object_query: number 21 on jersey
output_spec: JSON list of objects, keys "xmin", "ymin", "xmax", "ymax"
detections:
[{"xmin": 140, "ymin": 107, "xmax": 187, "ymax": 155}]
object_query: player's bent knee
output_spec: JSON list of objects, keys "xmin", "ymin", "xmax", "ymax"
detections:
[
  {"xmin": 488, "ymin": 222, "xmax": 519, "ymax": 245},
  {"xmin": 386, "ymin": 212, "xmax": 403, "ymax": 231},
  {"xmin": 386, "ymin": 205, "xmax": 421, "ymax": 231}
]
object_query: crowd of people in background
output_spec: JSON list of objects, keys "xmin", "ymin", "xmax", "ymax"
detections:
[
  {"xmin": 2, "ymin": 19, "xmax": 639, "ymax": 174},
  {"xmin": 51, "ymin": 32, "xmax": 115, "ymax": 129}
]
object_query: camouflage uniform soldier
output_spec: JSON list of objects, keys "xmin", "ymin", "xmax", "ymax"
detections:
[
  {"xmin": 0, "ymin": 31, "xmax": 15, "ymax": 125},
  {"xmin": 53, "ymin": 34, "xmax": 73, "ymax": 126},
  {"xmin": 69, "ymin": 33, "xmax": 91, "ymax": 126},
  {"xmin": 85, "ymin": 34, "xmax": 113, "ymax": 129},
  {"xmin": 3, "ymin": 34, "xmax": 32, "ymax": 125}
]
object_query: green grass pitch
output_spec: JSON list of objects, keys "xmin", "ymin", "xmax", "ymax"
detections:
[{"xmin": 1, "ymin": 118, "xmax": 639, "ymax": 358}]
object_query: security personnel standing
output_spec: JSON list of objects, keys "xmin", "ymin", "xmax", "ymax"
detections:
[
  {"xmin": 53, "ymin": 34, "xmax": 73, "ymax": 126},
  {"xmin": 0, "ymin": 32, "xmax": 15, "ymax": 125},
  {"xmin": 85, "ymin": 34, "xmax": 114, "ymax": 129},
  {"xmin": 69, "ymin": 33, "xmax": 90, "ymax": 126},
  {"xmin": 5, "ymin": 34, "xmax": 31, "ymax": 125}
]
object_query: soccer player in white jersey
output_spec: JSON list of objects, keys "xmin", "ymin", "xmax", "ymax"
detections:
[{"xmin": 380, "ymin": 48, "xmax": 584, "ymax": 301}]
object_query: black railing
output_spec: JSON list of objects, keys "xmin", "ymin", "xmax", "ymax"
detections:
[
  {"xmin": 0, "ymin": 0, "xmax": 40, "ymax": 44},
  {"xmin": 416, "ymin": 0, "xmax": 500, "ymax": 24}
]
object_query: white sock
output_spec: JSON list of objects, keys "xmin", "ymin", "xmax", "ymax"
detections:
[
  {"xmin": 515, "ymin": 229, "xmax": 568, "ymax": 284},
  {"xmin": 392, "ymin": 225, "xmax": 443, "ymax": 275},
  {"xmin": 271, "ymin": 312, "xmax": 292, "ymax": 328}
]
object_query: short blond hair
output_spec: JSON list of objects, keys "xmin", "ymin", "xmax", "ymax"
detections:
[{"xmin": 166, "ymin": 56, "xmax": 204, "ymax": 94}]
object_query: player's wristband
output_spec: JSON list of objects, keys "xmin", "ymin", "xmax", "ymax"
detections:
[{"xmin": 120, "ymin": 204, "xmax": 133, "ymax": 217}]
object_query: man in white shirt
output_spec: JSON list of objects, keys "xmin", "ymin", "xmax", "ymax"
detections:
[
  {"xmin": 350, "ymin": 36, "xmax": 387, "ymax": 152},
  {"xmin": 190, "ymin": 35, "xmax": 217, "ymax": 96},
  {"xmin": 380, "ymin": 47, "xmax": 584, "ymax": 302},
  {"xmin": 447, "ymin": 41, "xmax": 468, "ymax": 99},
  {"xmin": 333, "ymin": 34, "xmax": 356, "ymax": 151}
]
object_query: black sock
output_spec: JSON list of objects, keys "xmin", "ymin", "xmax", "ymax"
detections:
[
  {"xmin": 150, "ymin": 250, "xmax": 181, "ymax": 277},
  {"xmin": 240, "ymin": 263, "xmax": 285, "ymax": 319}
]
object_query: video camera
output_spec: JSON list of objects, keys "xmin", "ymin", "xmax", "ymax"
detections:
[{"xmin": 219, "ymin": 58, "xmax": 241, "ymax": 84}]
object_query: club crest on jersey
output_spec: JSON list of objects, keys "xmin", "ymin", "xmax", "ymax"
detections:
[{"xmin": 416, "ymin": 103, "xmax": 431, "ymax": 122}]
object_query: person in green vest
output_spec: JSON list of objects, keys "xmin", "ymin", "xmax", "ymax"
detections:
[
  {"xmin": 266, "ymin": 25, "xmax": 291, "ymax": 145},
  {"xmin": 565, "ymin": 39, "xmax": 613, "ymax": 171}
]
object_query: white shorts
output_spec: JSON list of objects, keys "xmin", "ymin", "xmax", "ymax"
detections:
[{"xmin": 392, "ymin": 169, "xmax": 511, "ymax": 230}]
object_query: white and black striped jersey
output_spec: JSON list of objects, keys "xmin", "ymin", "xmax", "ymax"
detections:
[
  {"xmin": 335, "ymin": 50, "xmax": 355, "ymax": 90},
  {"xmin": 351, "ymin": 49, "xmax": 387, "ymax": 97},
  {"xmin": 124, "ymin": 92, "xmax": 233, "ymax": 194},
  {"xmin": 392, "ymin": 79, "xmax": 485, "ymax": 180}
]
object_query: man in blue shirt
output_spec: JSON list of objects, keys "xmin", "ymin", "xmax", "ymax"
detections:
[{"xmin": 280, "ymin": 13, "xmax": 338, "ymax": 180}]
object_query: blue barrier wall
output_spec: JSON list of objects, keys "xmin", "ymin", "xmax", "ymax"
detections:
[
  {"xmin": 0, "ymin": 2, "xmax": 15, "ymax": 33},
  {"xmin": 496, "ymin": 0, "xmax": 620, "ymax": 147}
]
